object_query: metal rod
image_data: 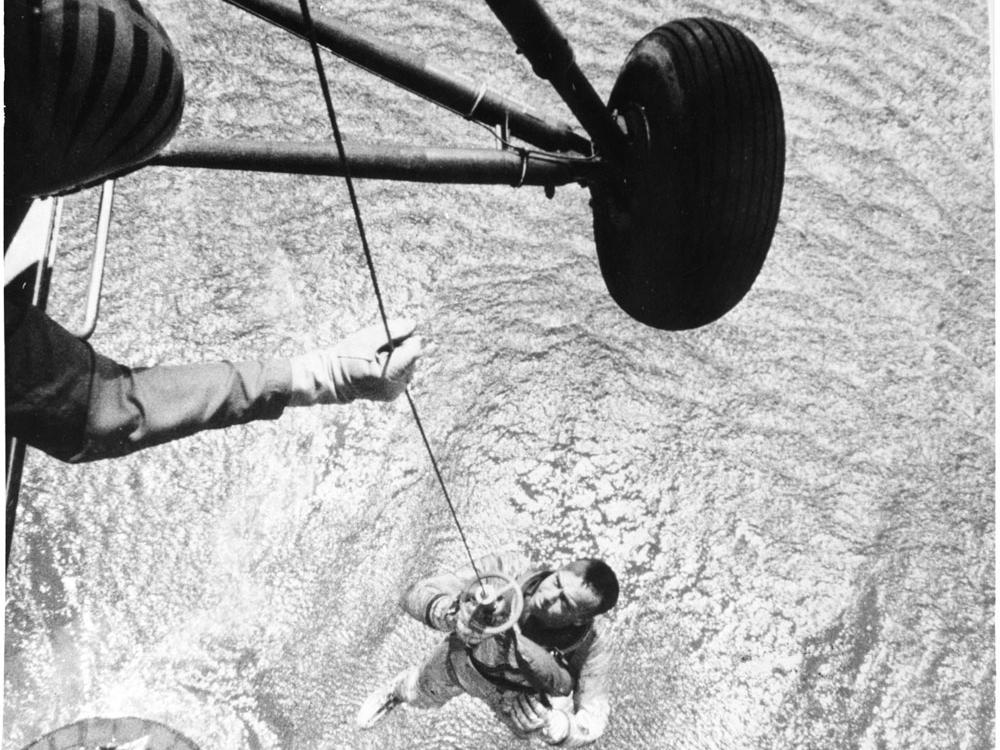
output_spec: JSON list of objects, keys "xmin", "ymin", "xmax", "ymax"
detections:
[
  {"xmin": 67, "ymin": 180, "xmax": 114, "ymax": 340},
  {"xmin": 482, "ymin": 0, "xmax": 627, "ymax": 160},
  {"xmin": 150, "ymin": 139, "xmax": 604, "ymax": 185},
  {"xmin": 6, "ymin": 439, "xmax": 27, "ymax": 568},
  {"xmin": 221, "ymin": 0, "xmax": 591, "ymax": 155},
  {"xmin": 31, "ymin": 197, "xmax": 63, "ymax": 309},
  {"xmin": 6, "ymin": 197, "xmax": 62, "ymax": 571}
]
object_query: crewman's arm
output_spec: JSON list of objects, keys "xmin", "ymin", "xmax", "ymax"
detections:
[
  {"xmin": 400, "ymin": 550, "xmax": 532, "ymax": 629},
  {"xmin": 560, "ymin": 628, "xmax": 614, "ymax": 746},
  {"xmin": 5, "ymin": 302, "xmax": 288, "ymax": 462},
  {"xmin": 5, "ymin": 302, "xmax": 421, "ymax": 462}
]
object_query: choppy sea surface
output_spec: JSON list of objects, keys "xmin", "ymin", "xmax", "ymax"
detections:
[{"xmin": 4, "ymin": 0, "xmax": 994, "ymax": 748}]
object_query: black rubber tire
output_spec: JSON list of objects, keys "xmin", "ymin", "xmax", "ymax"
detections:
[
  {"xmin": 590, "ymin": 18, "xmax": 785, "ymax": 330},
  {"xmin": 5, "ymin": 0, "xmax": 185, "ymax": 199}
]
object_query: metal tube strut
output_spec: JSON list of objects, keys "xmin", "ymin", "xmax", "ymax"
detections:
[
  {"xmin": 151, "ymin": 140, "xmax": 604, "ymax": 185},
  {"xmin": 66, "ymin": 180, "xmax": 115, "ymax": 340},
  {"xmin": 5, "ymin": 440, "xmax": 27, "ymax": 568},
  {"xmin": 6, "ymin": 197, "xmax": 62, "ymax": 570},
  {"xmin": 483, "ymin": 0, "xmax": 628, "ymax": 160},
  {"xmin": 221, "ymin": 0, "xmax": 591, "ymax": 155}
]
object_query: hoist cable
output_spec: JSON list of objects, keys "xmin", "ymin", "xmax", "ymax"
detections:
[{"xmin": 297, "ymin": 0, "xmax": 483, "ymax": 585}]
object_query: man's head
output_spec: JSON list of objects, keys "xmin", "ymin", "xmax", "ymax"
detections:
[{"xmin": 527, "ymin": 558, "xmax": 620, "ymax": 627}]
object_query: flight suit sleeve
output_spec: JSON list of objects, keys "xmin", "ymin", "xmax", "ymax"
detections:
[
  {"xmin": 400, "ymin": 551, "xmax": 532, "ymax": 629},
  {"xmin": 5, "ymin": 301, "xmax": 292, "ymax": 462},
  {"xmin": 556, "ymin": 628, "xmax": 613, "ymax": 747}
]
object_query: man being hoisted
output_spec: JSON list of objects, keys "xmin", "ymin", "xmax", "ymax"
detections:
[{"xmin": 357, "ymin": 552, "xmax": 620, "ymax": 747}]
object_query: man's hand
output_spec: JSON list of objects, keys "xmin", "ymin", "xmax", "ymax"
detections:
[
  {"xmin": 454, "ymin": 598, "xmax": 490, "ymax": 645},
  {"xmin": 427, "ymin": 595, "xmax": 459, "ymax": 631},
  {"xmin": 289, "ymin": 319, "xmax": 422, "ymax": 405},
  {"xmin": 510, "ymin": 694, "xmax": 570, "ymax": 744}
]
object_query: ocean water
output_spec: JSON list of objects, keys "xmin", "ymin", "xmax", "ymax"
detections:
[{"xmin": 3, "ymin": 1, "xmax": 993, "ymax": 748}]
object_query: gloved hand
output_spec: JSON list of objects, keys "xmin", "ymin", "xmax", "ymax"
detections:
[
  {"xmin": 509, "ymin": 694, "xmax": 570, "ymax": 744},
  {"xmin": 427, "ymin": 595, "xmax": 460, "ymax": 631},
  {"xmin": 288, "ymin": 319, "xmax": 422, "ymax": 405},
  {"xmin": 454, "ymin": 598, "xmax": 490, "ymax": 645}
]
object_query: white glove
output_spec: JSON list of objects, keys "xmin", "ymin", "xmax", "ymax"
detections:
[
  {"xmin": 510, "ymin": 694, "xmax": 570, "ymax": 744},
  {"xmin": 288, "ymin": 319, "xmax": 422, "ymax": 405}
]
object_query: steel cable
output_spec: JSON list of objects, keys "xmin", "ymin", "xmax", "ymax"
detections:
[{"xmin": 297, "ymin": 0, "xmax": 484, "ymax": 585}]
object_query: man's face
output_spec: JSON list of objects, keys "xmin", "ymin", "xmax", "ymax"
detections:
[{"xmin": 527, "ymin": 567, "xmax": 601, "ymax": 627}]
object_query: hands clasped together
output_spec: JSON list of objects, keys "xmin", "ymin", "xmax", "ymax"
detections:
[{"xmin": 509, "ymin": 693, "xmax": 571, "ymax": 744}]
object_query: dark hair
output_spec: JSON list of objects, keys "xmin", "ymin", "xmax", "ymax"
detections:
[{"xmin": 569, "ymin": 558, "xmax": 619, "ymax": 615}]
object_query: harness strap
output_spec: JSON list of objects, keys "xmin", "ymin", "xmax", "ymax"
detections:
[
  {"xmin": 466, "ymin": 647, "xmax": 537, "ymax": 696},
  {"xmin": 464, "ymin": 629, "xmax": 574, "ymax": 699}
]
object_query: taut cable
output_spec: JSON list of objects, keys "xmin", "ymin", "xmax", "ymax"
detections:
[{"xmin": 297, "ymin": 0, "xmax": 483, "ymax": 585}]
